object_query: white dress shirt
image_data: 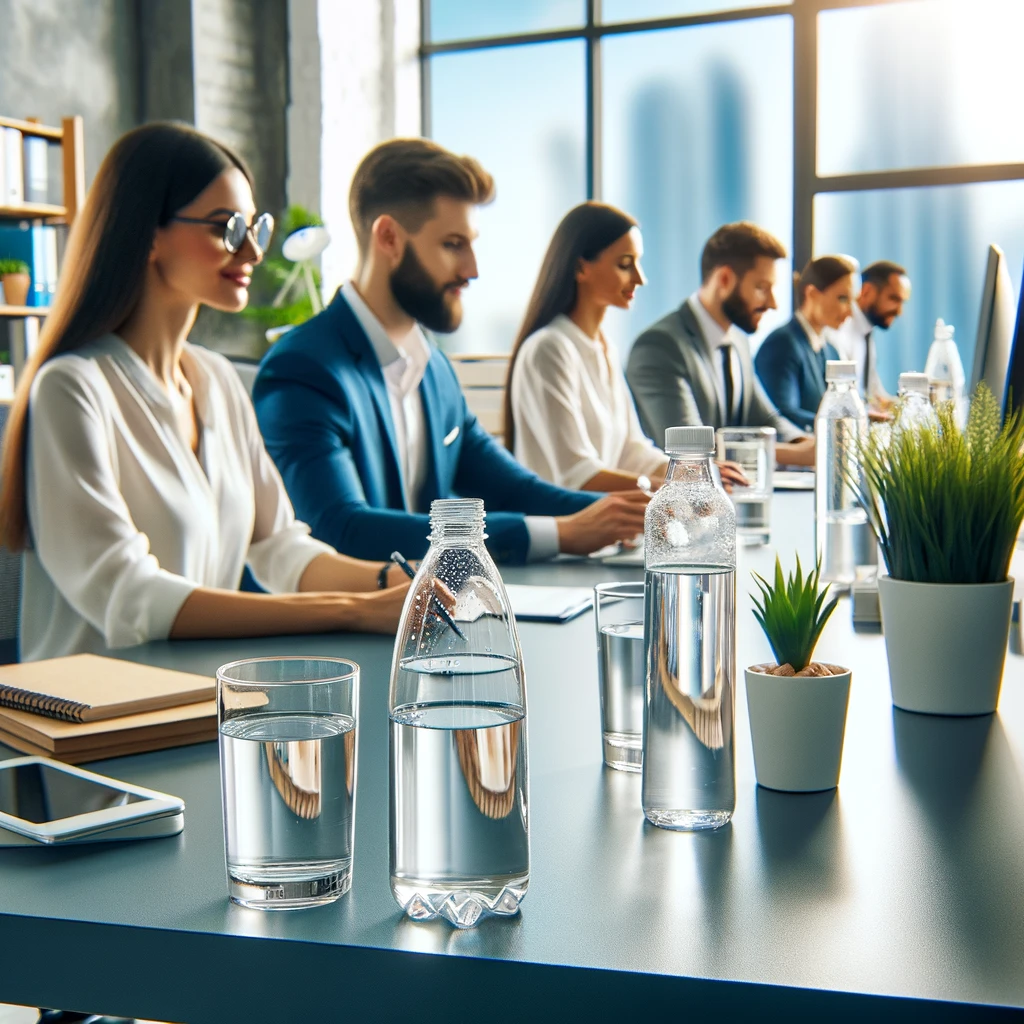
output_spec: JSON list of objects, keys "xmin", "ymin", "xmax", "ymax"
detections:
[
  {"xmin": 829, "ymin": 302, "xmax": 889, "ymax": 401},
  {"xmin": 341, "ymin": 283, "xmax": 560, "ymax": 561},
  {"xmin": 21, "ymin": 335, "xmax": 334, "ymax": 661},
  {"xmin": 687, "ymin": 293, "xmax": 743, "ymax": 423},
  {"xmin": 511, "ymin": 314, "xmax": 668, "ymax": 489}
]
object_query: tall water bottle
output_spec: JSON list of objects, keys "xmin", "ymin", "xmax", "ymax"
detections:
[
  {"xmin": 642, "ymin": 425, "xmax": 736, "ymax": 831},
  {"xmin": 894, "ymin": 371, "xmax": 939, "ymax": 435},
  {"xmin": 924, "ymin": 318, "xmax": 966, "ymax": 425},
  {"xmin": 389, "ymin": 498, "xmax": 529, "ymax": 928},
  {"xmin": 815, "ymin": 360, "xmax": 868, "ymax": 588}
]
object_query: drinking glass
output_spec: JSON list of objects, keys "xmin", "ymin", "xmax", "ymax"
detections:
[
  {"xmin": 218, "ymin": 657, "xmax": 359, "ymax": 910},
  {"xmin": 594, "ymin": 581, "xmax": 645, "ymax": 772},
  {"xmin": 716, "ymin": 426, "xmax": 776, "ymax": 544}
]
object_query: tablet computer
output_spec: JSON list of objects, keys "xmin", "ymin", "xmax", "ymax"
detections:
[{"xmin": 0, "ymin": 756, "xmax": 184, "ymax": 845}]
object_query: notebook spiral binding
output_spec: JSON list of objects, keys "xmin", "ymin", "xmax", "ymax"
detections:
[{"xmin": 0, "ymin": 687, "xmax": 89, "ymax": 722}]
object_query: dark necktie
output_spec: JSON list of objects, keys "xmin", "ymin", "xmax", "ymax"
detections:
[
  {"xmin": 863, "ymin": 329, "xmax": 874, "ymax": 394},
  {"xmin": 720, "ymin": 345, "xmax": 736, "ymax": 426}
]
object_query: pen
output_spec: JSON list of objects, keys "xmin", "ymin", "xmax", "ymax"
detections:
[{"xmin": 390, "ymin": 550, "xmax": 467, "ymax": 641}]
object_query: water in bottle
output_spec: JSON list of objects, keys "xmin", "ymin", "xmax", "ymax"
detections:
[
  {"xmin": 643, "ymin": 425, "xmax": 736, "ymax": 831},
  {"xmin": 924, "ymin": 318, "xmax": 966, "ymax": 425},
  {"xmin": 894, "ymin": 371, "xmax": 939, "ymax": 436},
  {"xmin": 389, "ymin": 498, "xmax": 529, "ymax": 928},
  {"xmin": 815, "ymin": 360, "xmax": 869, "ymax": 588}
]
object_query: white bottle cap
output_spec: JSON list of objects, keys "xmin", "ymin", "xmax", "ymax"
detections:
[
  {"xmin": 664, "ymin": 425, "xmax": 715, "ymax": 455},
  {"xmin": 898, "ymin": 372, "xmax": 929, "ymax": 396},
  {"xmin": 825, "ymin": 360, "xmax": 857, "ymax": 382}
]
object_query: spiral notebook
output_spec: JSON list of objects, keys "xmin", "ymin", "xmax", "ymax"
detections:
[{"xmin": 0, "ymin": 654, "xmax": 215, "ymax": 723}]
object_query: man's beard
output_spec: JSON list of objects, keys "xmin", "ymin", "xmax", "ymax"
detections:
[
  {"xmin": 721, "ymin": 286, "xmax": 762, "ymax": 334},
  {"xmin": 864, "ymin": 304, "xmax": 894, "ymax": 330},
  {"xmin": 390, "ymin": 243, "xmax": 465, "ymax": 333}
]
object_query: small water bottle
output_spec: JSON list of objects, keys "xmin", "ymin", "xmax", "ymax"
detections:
[
  {"xmin": 815, "ymin": 360, "xmax": 868, "ymax": 588},
  {"xmin": 894, "ymin": 371, "xmax": 939, "ymax": 435},
  {"xmin": 389, "ymin": 498, "xmax": 529, "ymax": 928},
  {"xmin": 642, "ymin": 425, "xmax": 736, "ymax": 831},
  {"xmin": 924, "ymin": 318, "xmax": 966, "ymax": 425}
]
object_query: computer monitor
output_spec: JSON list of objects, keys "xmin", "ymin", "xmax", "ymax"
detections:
[
  {"xmin": 971, "ymin": 244, "xmax": 1016, "ymax": 409},
  {"xmin": 1007, "ymin": 257, "xmax": 1024, "ymax": 416}
]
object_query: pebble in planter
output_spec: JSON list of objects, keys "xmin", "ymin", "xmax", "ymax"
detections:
[{"xmin": 747, "ymin": 555, "xmax": 851, "ymax": 792}]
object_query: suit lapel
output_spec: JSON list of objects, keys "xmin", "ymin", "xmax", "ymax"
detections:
[
  {"xmin": 328, "ymin": 295, "xmax": 405, "ymax": 505},
  {"xmin": 678, "ymin": 302, "xmax": 725, "ymax": 425}
]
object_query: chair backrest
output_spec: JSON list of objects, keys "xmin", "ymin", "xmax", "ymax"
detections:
[
  {"xmin": 447, "ymin": 354, "xmax": 510, "ymax": 441},
  {"xmin": 0, "ymin": 402, "xmax": 21, "ymax": 662},
  {"xmin": 230, "ymin": 358, "xmax": 259, "ymax": 397}
]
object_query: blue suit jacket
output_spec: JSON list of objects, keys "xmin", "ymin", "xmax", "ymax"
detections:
[
  {"xmin": 253, "ymin": 294, "xmax": 596, "ymax": 564},
  {"xmin": 754, "ymin": 318, "xmax": 839, "ymax": 432}
]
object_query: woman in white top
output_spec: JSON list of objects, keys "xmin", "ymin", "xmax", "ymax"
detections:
[
  {"xmin": 0, "ymin": 123, "xmax": 411, "ymax": 661},
  {"xmin": 506, "ymin": 202, "xmax": 745, "ymax": 492}
]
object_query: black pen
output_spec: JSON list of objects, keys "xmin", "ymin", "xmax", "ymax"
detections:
[{"xmin": 390, "ymin": 550, "xmax": 467, "ymax": 641}]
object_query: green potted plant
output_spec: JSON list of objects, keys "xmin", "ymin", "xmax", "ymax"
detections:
[
  {"xmin": 858, "ymin": 384, "xmax": 1024, "ymax": 716},
  {"xmin": 747, "ymin": 554, "xmax": 849, "ymax": 792},
  {"xmin": 0, "ymin": 259, "xmax": 30, "ymax": 307}
]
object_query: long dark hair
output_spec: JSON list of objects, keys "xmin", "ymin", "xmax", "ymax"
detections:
[
  {"xmin": 503, "ymin": 201, "xmax": 637, "ymax": 451},
  {"xmin": 0, "ymin": 122, "xmax": 252, "ymax": 551}
]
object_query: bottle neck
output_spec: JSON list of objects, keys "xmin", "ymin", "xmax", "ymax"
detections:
[
  {"xmin": 428, "ymin": 499, "xmax": 486, "ymax": 548},
  {"xmin": 828, "ymin": 379, "xmax": 856, "ymax": 394},
  {"xmin": 664, "ymin": 454, "xmax": 716, "ymax": 484}
]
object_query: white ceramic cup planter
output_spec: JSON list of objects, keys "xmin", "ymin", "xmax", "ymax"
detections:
[
  {"xmin": 877, "ymin": 575, "xmax": 1013, "ymax": 716},
  {"xmin": 745, "ymin": 668, "xmax": 852, "ymax": 792}
]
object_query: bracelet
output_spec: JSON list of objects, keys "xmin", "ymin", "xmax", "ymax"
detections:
[{"xmin": 378, "ymin": 560, "xmax": 394, "ymax": 590}]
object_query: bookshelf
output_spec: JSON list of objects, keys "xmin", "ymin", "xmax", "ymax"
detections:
[{"xmin": 0, "ymin": 114, "xmax": 84, "ymax": 319}]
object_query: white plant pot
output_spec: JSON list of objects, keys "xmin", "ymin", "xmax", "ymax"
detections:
[
  {"xmin": 877, "ymin": 575, "xmax": 1013, "ymax": 716},
  {"xmin": 745, "ymin": 667, "xmax": 851, "ymax": 792}
]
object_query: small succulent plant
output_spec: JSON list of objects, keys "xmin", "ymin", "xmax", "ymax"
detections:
[
  {"xmin": 751, "ymin": 555, "xmax": 839, "ymax": 673},
  {"xmin": 0, "ymin": 259, "xmax": 29, "ymax": 276}
]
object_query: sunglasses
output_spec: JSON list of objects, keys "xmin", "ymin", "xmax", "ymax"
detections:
[{"xmin": 171, "ymin": 211, "xmax": 275, "ymax": 254}]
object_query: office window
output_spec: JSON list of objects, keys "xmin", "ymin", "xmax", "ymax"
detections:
[
  {"xmin": 427, "ymin": 0, "xmax": 585, "ymax": 43},
  {"xmin": 814, "ymin": 180, "xmax": 1024, "ymax": 391},
  {"xmin": 428, "ymin": 41, "xmax": 587, "ymax": 353},
  {"xmin": 601, "ymin": 17, "xmax": 794, "ymax": 355},
  {"xmin": 601, "ymin": 0, "xmax": 790, "ymax": 22},
  {"xmin": 817, "ymin": 0, "xmax": 1024, "ymax": 176}
]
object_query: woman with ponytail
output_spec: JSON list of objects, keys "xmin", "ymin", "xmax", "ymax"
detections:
[{"xmin": 0, "ymin": 123, "xmax": 409, "ymax": 661}]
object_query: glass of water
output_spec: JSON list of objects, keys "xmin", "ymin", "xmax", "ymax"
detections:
[
  {"xmin": 716, "ymin": 426, "xmax": 776, "ymax": 544},
  {"xmin": 218, "ymin": 657, "xmax": 359, "ymax": 910},
  {"xmin": 594, "ymin": 581, "xmax": 645, "ymax": 772}
]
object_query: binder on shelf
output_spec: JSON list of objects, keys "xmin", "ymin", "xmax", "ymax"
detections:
[
  {"xmin": 2, "ymin": 128, "xmax": 24, "ymax": 206},
  {"xmin": 23, "ymin": 135, "xmax": 47, "ymax": 205}
]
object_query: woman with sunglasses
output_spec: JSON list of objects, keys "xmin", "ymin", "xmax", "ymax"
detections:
[{"xmin": 0, "ymin": 122, "xmax": 411, "ymax": 661}]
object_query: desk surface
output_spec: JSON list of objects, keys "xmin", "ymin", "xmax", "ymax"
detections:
[{"xmin": 1, "ymin": 492, "xmax": 1023, "ymax": 1023}]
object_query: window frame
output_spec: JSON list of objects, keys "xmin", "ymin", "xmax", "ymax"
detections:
[{"xmin": 421, "ymin": 0, "xmax": 1024, "ymax": 279}]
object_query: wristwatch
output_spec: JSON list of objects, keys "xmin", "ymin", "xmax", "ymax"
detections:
[{"xmin": 378, "ymin": 560, "xmax": 395, "ymax": 589}]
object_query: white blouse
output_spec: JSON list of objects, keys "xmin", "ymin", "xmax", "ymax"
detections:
[
  {"xmin": 510, "ymin": 314, "xmax": 668, "ymax": 490},
  {"xmin": 21, "ymin": 335, "xmax": 334, "ymax": 660}
]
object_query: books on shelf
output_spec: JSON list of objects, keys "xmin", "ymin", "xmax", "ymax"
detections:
[
  {"xmin": 0, "ymin": 654, "xmax": 219, "ymax": 763},
  {"xmin": 1, "ymin": 127, "xmax": 24, "ymax": 207},
  {"xmin": 0, "ymin": 220, "xmax": 60, "ymax": 307},
  {"xmin": 23, "ymin": 135, "xmax": 47, "ymax": 205}
]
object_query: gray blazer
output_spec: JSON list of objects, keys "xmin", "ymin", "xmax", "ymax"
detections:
[{"xmin": 625, "ymin": 300, "xmax": 804, "ymax": 446}]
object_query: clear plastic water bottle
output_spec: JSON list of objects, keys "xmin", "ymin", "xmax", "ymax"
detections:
[
  {"xmin": 389, "ymin": 498, "xmax": 529, "ymax": 928},
  {"xmin": 924, "ymin": 318, "xmax": 966, "ymax": 425},
  {"xmin": 894, "ymin": 371, "xmax": 939, "ymax": 435},
  {"xmin": 642, "ymin": 425, "xmax": 736, "ymax": 831},
  {"xmin": 815, "ymin": 360, "xmax": 868, "ymax": 588}
]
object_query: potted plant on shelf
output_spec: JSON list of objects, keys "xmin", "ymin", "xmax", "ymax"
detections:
[
  {"xmin": 858, "ymin": 383, "xmax": 1024, "ymax": 716},
  {"xmin": 0, "ymin": 259, "xmax": 30, "ymax": 307},
  {"xmin": 747, "ymin": 554, "xmax": 850, "ymax": 792}
]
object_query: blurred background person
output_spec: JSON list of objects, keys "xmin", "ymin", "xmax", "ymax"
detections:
[
  {"xmin": 829, "ymin": 259, "xmax": 912, "ymax": 412},
  {"xmin": 626, "ymin": 221, "xmax": 814, "ymax": 466},
  {"xmin": 754, "ymin": 255, "xmax": 856, "ymax": 431},
  {"xmin": 505, "ymin": 202, "xmax": 746, "ymax": 492}
]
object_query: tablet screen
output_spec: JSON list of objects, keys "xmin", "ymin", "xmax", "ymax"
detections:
[{"xmin": 0, "ymin": 763, "xmax": 145, "ymax": 823}]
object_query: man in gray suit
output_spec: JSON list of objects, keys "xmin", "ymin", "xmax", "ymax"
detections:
[{"xmin": 626, "ymin": 222, "xmax": 814, "ymax": 465}]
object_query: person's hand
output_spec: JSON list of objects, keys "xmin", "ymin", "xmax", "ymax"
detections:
[
  {"xmin": 716, "ymin": 459, "xmax": 748, "ymax": 492},
  {"xmin": 556, "ymin": 491, "xmax": 649, "ymax": 556},
  {"xmin": 776, "ymin": 436, "xmax": 815, "ymax": 467},
  {"xmin": 346, "ymin": 579, "xmax": 412, "ymax": 634},
  {"xmin": 868, "ymin": 408, "xmax": 892, "ymax": 423}
]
